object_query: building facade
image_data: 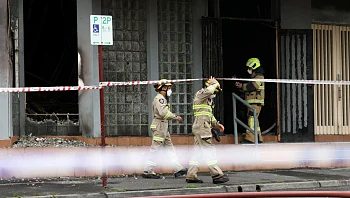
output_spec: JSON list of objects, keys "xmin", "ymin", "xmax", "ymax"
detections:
[{"xmin": 0, "ymin": 0, "xmax": 349, "ymax": 145}]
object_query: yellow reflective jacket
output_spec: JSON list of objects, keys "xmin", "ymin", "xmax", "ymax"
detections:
[
  {"xmin": 192, "ymin": 83, "xmax": 220, "ymax": 139},
  {"xmin": 242, "ymin": 73, "xmax": 265, "ymax": 106}
]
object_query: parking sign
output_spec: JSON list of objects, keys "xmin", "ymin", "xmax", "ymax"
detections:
[{"xmin": 90, "ymin": 15, "xmax": 113, "ymax": 45}]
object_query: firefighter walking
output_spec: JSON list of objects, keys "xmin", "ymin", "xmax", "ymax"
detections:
[
  {"xmin": 235, "ymin": 58, "xmax": 265, "ymax": 143},
  {"xmin": 143, "ymin": 79, "xmax": 188, "ymax": 179},
  {"xmin": 186, "ymin": 77, "xmax": 229, "ymax": 184}
]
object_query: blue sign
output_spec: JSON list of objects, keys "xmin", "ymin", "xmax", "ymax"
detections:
[{"xmin": 93, "ymin": 24, "xmax": 99, "ymax": 33}]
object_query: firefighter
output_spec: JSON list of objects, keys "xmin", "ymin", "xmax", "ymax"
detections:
[
  {"xmin": 235, "ymin": 58, "xmax": 265, "ymax": 143},
  {"xmin": 142, "ymin": 79, "xmax": 188, "ymax": 179},
  {"xmin": 186, "ymin": 77, "xmax": 229, "ymax": 184}
]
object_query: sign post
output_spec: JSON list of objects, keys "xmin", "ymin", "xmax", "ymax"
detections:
[{"xmin": 90, "ymin": 15, "xmax": 113, "ymax": 189}]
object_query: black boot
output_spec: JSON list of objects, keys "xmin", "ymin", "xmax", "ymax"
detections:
[
  {"xmin": 240, "ymin": 139, "xmax": 254, "ymax": 144},
  {"xmin": 142, "ymin": 171, "xmax": 161, "ymax": 179},
  {"xmin": 186, "ymin": 178, "xmax": 204, "ymax": 183},
  {"xmin": 213, "ymin": 175, "xmax": 229, "ymax": 184},
  {"xmin": 174, "ymin": 168, "xmax": 188, "ymax": 177}
]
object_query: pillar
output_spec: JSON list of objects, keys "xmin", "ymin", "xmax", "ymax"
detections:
[
  {"xmin": 147, "ymin": 0, "xmax": 159, "ymax": 136},
  {"xmin": 0, "ymin": 0, "xmax": 13, "ymax": 139},
  {"xmin": 192, "ymin": 0, "xmax": 207, "ymax": 93},
  {"xmin": 77, "ymin": 0, "xmax": 101, "ymax": 138}
]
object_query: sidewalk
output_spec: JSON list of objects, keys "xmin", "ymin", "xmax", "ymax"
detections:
[{"xmin": 2, "ymin": 168, "xmax": 350, "ymax": 198}]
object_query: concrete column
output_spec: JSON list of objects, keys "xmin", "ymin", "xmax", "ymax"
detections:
[
  {"xmin": 77, "ymin": 0, "xmax": 101, "ymax": 138},
  {"xmin": 280, "ymin": 0, "xmax": 311, "ymax": 29},
  {"xmin": 0, "ymin": 0, "xmax": 13, "ymax": 139},
  {"xmin": 192, "ymin": 0, "xmax": 207, "ymax": 93},
  {"xmin": 18, "ymin": 0, "xmax": 25, "ymax": 137},
  {"xmin": 147, "ymin": 0, "xmax": 159, "ymax": 136}
]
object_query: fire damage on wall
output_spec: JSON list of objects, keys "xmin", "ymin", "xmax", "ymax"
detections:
[{"xmin": 23, "ymin": 0, "xmax": 80, "ymax": 136}]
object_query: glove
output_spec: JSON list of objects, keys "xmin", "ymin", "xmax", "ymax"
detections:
[{"xmin": 211, "ymin": 128, "xmax": 221, "ymax": 142}]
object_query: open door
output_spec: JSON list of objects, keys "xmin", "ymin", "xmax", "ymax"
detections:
[
  {"xmin": 201, "ymin": 16, "xmax": 224, "ymax": 123},
  {"xmin": 221, "ymin": 19, "xmax": 277, "ymax": 136}
]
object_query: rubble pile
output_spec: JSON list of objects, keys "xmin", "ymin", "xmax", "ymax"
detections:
[{"xmin": 12, "ymin": 134, "xmax": 94, "ymax": 148}]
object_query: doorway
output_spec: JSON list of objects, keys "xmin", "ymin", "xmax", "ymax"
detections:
[
  {"xmin": 313, "ymin": 24, "xmax": 350, "ymax": 135},
  {"xmin": 222, "ymin": 19, "xmax": 277, "ymax": 136},
  {"xmin": 23, "ymin": 0, "xmax": 79, "ymax": 135}
]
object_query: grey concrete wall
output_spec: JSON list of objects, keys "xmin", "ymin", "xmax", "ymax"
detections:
[
  {"xmin": 0, "ymin": 0, "xmax": 13, "ymax": 139},
  {"xmin": 147, "ymin": 0, "xmax": 159, "ymax": 136},
  {"xmin": 280, "ymin": 0, "xmax": 311, "ymax": 29},
  {"xmin": 77, "ymin": 0, "xmax": 101, "ymax": 138},
  {"xmin": 192, "ymin": 0, "xmax": 206, "ymax": 94}
]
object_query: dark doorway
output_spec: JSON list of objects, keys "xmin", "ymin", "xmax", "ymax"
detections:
[
  {"xmin": 24, "ymin": 0, "xmax": 78, "ymax": 117},
  {"xmin": 222, "ymin": 19, "xmax": 277, "ymax": 136}
]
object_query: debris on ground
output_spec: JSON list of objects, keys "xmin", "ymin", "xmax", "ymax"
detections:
[{"xmin": 12, "ymin": 133, "xmax": 94, "ymax": 148}]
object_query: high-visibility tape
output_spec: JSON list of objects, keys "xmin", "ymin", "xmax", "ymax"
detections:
[
  {"xmin": 0, "ymin": 85, "xmax": 102, "ymax": 93},
  {"xmin": 0, "ymin": 77, "xmax": 349, "ymax": 93},
  {"xmin": 216, "ymin": 77, "xmax": 350, "ymax": 85},
  {"xmin": 100, "ymin": 77, "xmax": 350, "ymax": 87},
  {"xmin": 98, "ymin": 78, "xmax": 201, "ymax": 87}
]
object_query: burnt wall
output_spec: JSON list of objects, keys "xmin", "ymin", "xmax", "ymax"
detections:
[
  {"xmin": 312, "ymin": 0, "xmax": 350, "ymax": 25},
  {"xmin": 280, "ymin": 0, "xmax": 311, "ymax": 29}
]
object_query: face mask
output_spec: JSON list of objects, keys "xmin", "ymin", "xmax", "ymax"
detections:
[
  {"xmin": 247, "ymin": 69, "xmax": 253, "ymax": 75},
  {"xmin": 167, "ymin": 89, "xmax": 172, "ymax": 97},
  {"xmin": 210, "ymin": 94, "xmax": 216, "ymax": 99}
]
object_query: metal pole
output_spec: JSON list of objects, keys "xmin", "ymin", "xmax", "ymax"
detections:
[
  {"xmin": 275, "ymin": 21, "xmax": 281, "ymax": 142},
  {"xmin": 98, "ymin": 45, "xmax": 107, "ymax": 188},
  {"xmin": 253, "ymin": 108, "xmax": 258, "ymax": 146},
  {"xmin": 98, "ymin": 45, "xmax": 105, "ymax": 146},
  {"xmin": 232, "ymin": 93, "xmax": 238, "ymax": 144}
]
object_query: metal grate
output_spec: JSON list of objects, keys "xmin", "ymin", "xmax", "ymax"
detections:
[
  {"xmin": 25, "ymin": 113, "xmax": 79, "ymax": 136},
  {"xmin": 10, "ymin": 0, "xmax": 20, "ymax": 136},
  {"xmin": 12, "ymin": 93, "xmax": 20, "ymax": 136},
  {"xmin": 102, "ymin": 0, "xmax": 149, "ymax": 136},
  {"xmin": 279, "ymin": 29, "xmax": 314, "ymax": 142},
  {"xmin": 201, "ymin": 16, "xmax": 224, "ymax": 123},
  {"xmin": 157, "ymin": 0, "xmax": 193, "ymax": 134},
  {"xmin": 340, "ymin": 28, "xmax": 350, "ymax": 130}
]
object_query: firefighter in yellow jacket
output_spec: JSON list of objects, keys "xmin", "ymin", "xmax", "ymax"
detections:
[
  {"xmin": 235, "ymin": 58, "xmax": 265, "ymax": 143},
  {"xmin": 142, "ymin": 79, "xmax": 188, "ymax": 179},
  {"xmin": 186, "ymin": 77, "xmax": 229, "ymax": 184}
]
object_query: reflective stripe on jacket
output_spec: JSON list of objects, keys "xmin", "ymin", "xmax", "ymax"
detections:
[{"xmin": 242, "ymin": 73, "xmax": 265, "ymax": 105}]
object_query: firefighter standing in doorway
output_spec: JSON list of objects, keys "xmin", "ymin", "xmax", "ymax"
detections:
[
  {"xmin": 142, "ymin": 79, "xmax": 188, "ymax": 179},
  {"xmin": 186, "ymin": 77, "xmax": 229, "ymax": 184},
  {"xmin": 235, "ymin": 58, "xmax": 265, "ymax": 144}
]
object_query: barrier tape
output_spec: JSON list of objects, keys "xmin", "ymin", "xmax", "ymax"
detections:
[
  {"xmin": 0, "ymin": 85, "xmax": 102, "ymax": 93},
  {"xmin": 99, "ymin": 77, "xmax": 350, "ymax": 87},
  {"xmin": 0, "ymin": 77, "xmax": 349, "ymax": 93}
]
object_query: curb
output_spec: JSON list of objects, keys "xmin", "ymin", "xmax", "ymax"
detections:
[
  {"xmin": 15, "ymin": 179, "xmax": 350, "ymax": 198},
  {"xmin": 319, "ymin": 179, "xmax": 350, "ymax": 187},
  {"xmin": 256, "ymin": 181, "xmax": 320, "ymax": 192},
  {"xmin": 18, "ymin": 193, "xmax": 106, "ymax": 198},
  {"xmin": 107, "ymin": 186, "xmax": 227, "ymax": 198}
]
